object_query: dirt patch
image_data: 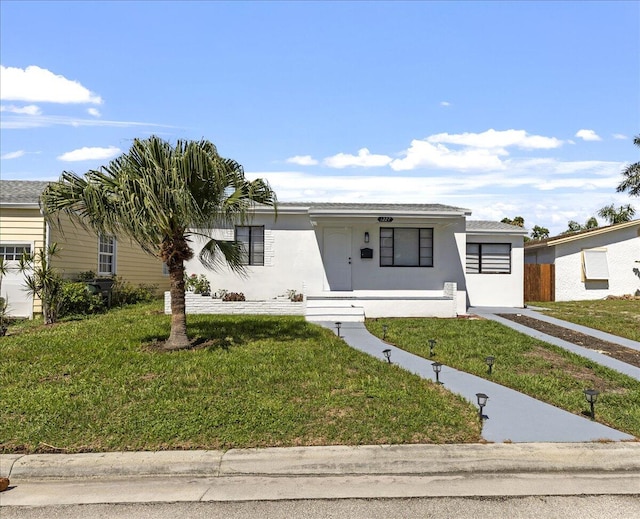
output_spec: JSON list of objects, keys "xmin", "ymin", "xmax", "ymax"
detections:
[{"xmin": 497, "ymin": 313, "xmax": 640, "ymax": 368}]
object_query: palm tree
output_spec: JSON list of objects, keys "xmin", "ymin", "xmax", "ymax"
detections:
[
  {"xmin": 617, "ymin": 135, "xmax": 640, "ymax": 197},
  {"xmin": 40, "ymin": 136, "xmax": 277, "ymax": 350},
  {"xmin": 597, "ymin": 203, "xmax": 636, "ymax": 225}
]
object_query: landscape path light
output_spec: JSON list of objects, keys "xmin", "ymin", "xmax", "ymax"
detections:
[
  {"xmin": 485, "ymin": 356, "xmax": 495, "ymax": 375},
  {"xmin": 382, "ymin": 324, "xmax": 388, "ymax": 340},
  {"xmin": 335, "ymin": 322, "xmax": 342, "ymax": 337},
  {"xmin": 432, "ymin": 362, "xmax": 443, "ymax": 384},
  {"xmin": 428, "ymin": 339, "xmax": 436, "ymax": 357},
  {"xmin": 476, "ymin": 393, "xmax": 489, "ymax": 420},
  {"xmin": 383, "ymin": 348, "xmax": 392, "ymax": 364},
  {"xmin": 584, "ymin": 388, "xmax": 599, "ymax": 420}
]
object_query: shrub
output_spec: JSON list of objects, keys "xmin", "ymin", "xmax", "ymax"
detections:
[
  {"xmin": 184, "ymin": 273, "xmax": 211, "ymax": 294},
  {"xmin": 59, "ymin": 281, "xmax": 105, "ymax": 317},
  {"xmin": 110, "ymin": 277, "xmax": 158, "ymax": 306},
  {"xmin": 222, "ymin": 292, "xmax": 245, "ymax": 302}
]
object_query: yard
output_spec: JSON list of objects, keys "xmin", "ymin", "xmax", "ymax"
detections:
[
  {"xmin": 0, "ymin": 302, "xmax": 480, "ymax": 454},
  {"xmin": 366, "ymin": 315, "xmax": 640, "ymax": 438},
  {"xmin": 527, "ymin": 299, "xmax": 640, "ymax": 342}
]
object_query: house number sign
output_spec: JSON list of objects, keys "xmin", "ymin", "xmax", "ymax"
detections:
[{"xmin": 377, "ymin": 217, "xmax": 394, "ymax": 222}]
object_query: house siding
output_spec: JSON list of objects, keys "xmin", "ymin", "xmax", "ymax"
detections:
[
  {"xmin": 553, "ymin": 227, "xmax": 639, "ymax": 301},
  {"xmin": 0, "ymin": 207, "xmax": 45, "ymax": 316}
]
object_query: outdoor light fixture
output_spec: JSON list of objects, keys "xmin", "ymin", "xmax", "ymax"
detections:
[
  {"xmin": 382, "ymin": 324, "xmax": 388, "ymax": 340},
  {"xmin": 428, "ymin": 339, "xmax": 437, "ymax": 357},
  {"xmin": 383, "ymin": 348, "xmax": 392, "ymax": 363},
  {"xmin": 432, "ymin": 362, "xmax": 443, "ymax": 384},
  {"xmin": 364, "ymin": 231, "xmax": 370, "ymax": 243},
  {"xmin": 485, "ymin": 356, "xmax": 495, "ymax": 375},
  {"xmin": 476, "ymin": 393, "xmax": 489, "ymax": 420},
  {"xmin": 584, "ymin": 388, "xmax": 599, "ymax": 420},
  {"xmin": 335, "ymin": 321, "xmax": 342, "ymax": 337}
]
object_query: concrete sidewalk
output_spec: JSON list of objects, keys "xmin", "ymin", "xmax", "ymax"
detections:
[
  {"xmin": 2, "ymin": 443, "xmax": 640, "ymax": 505},
  {"xmin": 323, "ymin": 321, "xmax": 634, "ymax": 443}
]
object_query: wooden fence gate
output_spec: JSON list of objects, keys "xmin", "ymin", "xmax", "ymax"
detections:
[{"xmin": 524, "ymin": 264, "xmax": 555, "ymax": 302}]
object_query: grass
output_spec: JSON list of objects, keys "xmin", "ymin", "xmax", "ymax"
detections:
[
  {"xmin": 527, "ymin": 299, "xmax": 640, "ymax": 342},
  {"xmin": 366, "ymin": 317, "xmax": 640, "ymax": 438},
  {"xmin": 0, "ymin": 302, "xmax": 481, "ymax": 454}
]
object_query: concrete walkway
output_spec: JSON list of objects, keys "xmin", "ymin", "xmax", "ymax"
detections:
[{"xmin": 319, "ymin": 316, "xmax": 636, "ymax": 443}]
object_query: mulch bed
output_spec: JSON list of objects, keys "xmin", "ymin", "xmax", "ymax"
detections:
[{"xmin": 496, "ymin": 313, "xmax": 640, "ymax": 369}]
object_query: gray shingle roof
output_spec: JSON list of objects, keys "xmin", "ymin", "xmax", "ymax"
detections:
[
  {"xmin": 466, "ymin": 220, "xmax": 529, "ymax": 233},
  {"xmin": 0, "ymin": 180, "xmax": 50, "ymax": 205},
  {"xmin": 279, "ymin": 202, "xmax": 471, "ymax": 213}
]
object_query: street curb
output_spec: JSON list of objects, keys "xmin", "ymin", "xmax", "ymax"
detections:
[{"xmin": 3, "ymin": 442, "xmax": 640, "ymax": 481}]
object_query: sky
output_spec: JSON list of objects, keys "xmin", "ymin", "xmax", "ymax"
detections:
[{"xmin": 1, "ymin": 0, "xmax": 638, "ymax": 236}]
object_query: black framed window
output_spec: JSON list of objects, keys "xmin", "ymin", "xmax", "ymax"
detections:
[
  {"xmin": 380, "ymin": 228, "xmax": 433, "ymax": 267},
  {"xmin": 466, "ymin": 243, "xmax": 511, "ymax": 274},
  {"xmin": 236, "ymin": 226, "xmax": 264, "ymax": 266}
]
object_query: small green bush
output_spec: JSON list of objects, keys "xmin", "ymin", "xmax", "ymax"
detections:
[
  {"xmin": 110, "ymin": 277, "xmax": 157, "ymax": 306},
  {"xmin": 59, "ymin": 282, "xmax": 105, "ymax": 317}
]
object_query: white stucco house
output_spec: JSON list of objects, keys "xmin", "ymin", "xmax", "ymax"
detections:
[
  {"xmin": 524, "ymin": 219, "xmax": 640, "ymax": 302},
  {"xmin": 180, "ymin": 203, "xmax": 527, "ymax": 321}
]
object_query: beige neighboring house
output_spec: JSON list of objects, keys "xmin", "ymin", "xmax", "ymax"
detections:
[{"xmin": 0, "ymin": 180, "xmax": 170, "ymax": 318}]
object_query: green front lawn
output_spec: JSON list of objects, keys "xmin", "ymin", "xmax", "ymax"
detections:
[
  {"xmin": 0, "ymin": 302, "xmax": 480, "ymax": 454},
  {"xmin": 528, "ymin": 299, "xmax": 640, "ymax": 342},
  {"xmin": 367, "ymin": 318, "xmax": 640, "ymax": 438}
]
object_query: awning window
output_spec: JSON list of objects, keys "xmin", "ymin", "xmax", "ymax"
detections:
[{"xmin": 582, "ymin": 249, "xmax": 609, "ymax": 280}]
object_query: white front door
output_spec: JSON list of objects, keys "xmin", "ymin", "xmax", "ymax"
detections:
[{"xmin": 323, "ymin": 227, "xmax": 352, "ymax": 291}]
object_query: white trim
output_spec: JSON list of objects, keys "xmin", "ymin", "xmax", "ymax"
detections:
[{"xmin": 98, "ymin": 234, "xmax": 117, "ymax": 276}]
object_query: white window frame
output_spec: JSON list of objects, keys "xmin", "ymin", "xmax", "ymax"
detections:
[
  {"xmin": 235, "ymin": 226, "xmax": 265, "ymax": 266},
  {"xmin": 0, "ymin": 243, "xmax": 32, "ymax": 262},
  {"xmin": 98, "ymin": 235, "xmax": 116, "ymax": 276},
  {"xmin": 582, "ymin": 248, "xmax": 609, "ymax": 280},
  {"xmin": 466, "ymin": 243, "xmax": 511, "ymax": 274}
]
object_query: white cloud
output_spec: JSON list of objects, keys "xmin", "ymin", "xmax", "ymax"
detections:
[
  {"xmin": 427, "ymin": 129, "xmax": 562, "ymax": 150},
  {"xmin": 0, "ymin": 115, "xmax": 173, "ymax": 130},
  {"xmin": 575, "ymin": 129, "xmax": 601, "ymax": 141},
  {"xmin": 390, "ymin": 140, "xmax": 506, "ymax": 171},
  {"xmin": 323, "ymin": 148, "xmax": 392, "ymax": 168},
  {"xmin": 57, "ymin": 146, "xmax": 121, "ymax": 162},
  {"xmin": 612, "ymin": 133, "xmax": 627, "ymax": 140},
  {"xmin": 0, "ymin": 65, "xmax": 103, "ymax": 104},
  {"xmin": 0, "ymin": 104, "xmax": 42, "ymax": 115},
  {"xmin": 1, "ymin": 150, "xmax": 25, "ymax": 160},
  {"xmin": 286, "ymin": 155, "xmax": 318, "ymax": 166},
  {"xmin": 440, "ymin": 101, "xmax": 451, "ymax": 107},
  {"xmin": 87, "ymin": 107, "xmax": 101, "ymax": 117}
]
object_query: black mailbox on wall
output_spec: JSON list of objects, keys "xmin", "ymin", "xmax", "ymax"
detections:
[{"xmin": 360, "ymin": 247, "xmax": 373, "ymax": 259}]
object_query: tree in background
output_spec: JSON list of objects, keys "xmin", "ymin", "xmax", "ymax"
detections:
[
  {"xmin": 40, "ymin": 136, "xmax": 277, "ymax": 350},
  {"xmin": 530, "ymin": 225, "xmax": 550, "ymax": 240},
  {"xmin": 500, "ymin": 216, "xmax": 525, "ymax": 227},
  {"xmin": 617, "ymin": 135, "xmax": 640, "ymax": 197},
  {"xmin": 564, "ymin": 216, "xmax": 599, "ymax": 234},
  {"xmin": 597, "ymin": 204, "xmax": 636, "ymax": 225}
]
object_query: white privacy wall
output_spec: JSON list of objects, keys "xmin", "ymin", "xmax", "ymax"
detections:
[{"xmin": 554, "ymin": 228, "xmax": 640, "ymax": 301}]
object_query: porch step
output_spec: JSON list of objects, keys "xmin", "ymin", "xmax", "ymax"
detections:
[{"xmin": 305, "ymin": 300, "xmax": 365, "ymax": 322}]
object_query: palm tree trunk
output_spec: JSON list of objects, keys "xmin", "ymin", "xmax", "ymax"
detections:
[{"xmin": 165, "ymin": 261, "xmax": 191, "ymax": 351}]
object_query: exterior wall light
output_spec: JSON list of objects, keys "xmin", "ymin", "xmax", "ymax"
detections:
[
  {"xmin": 476, "ymin": 393, "xmax": 489, "ymax": 420},
  {"xmin": 335, "ymin": 321, "xmax": 342, "ymax": 337},
  {"xmin": 584, "ymin": 388, "xmax": 599, "ymax": 420},
  {"xmin": 428, "ymin": 339, "xmax": 436, "ymax": 357},
  {"xmin": 432, "ymin": 362, "xmax": 443, "ymax": 384},
  {"xmin": 364, "ymin": 232, "xmax": 370, "ymax": 243},
  {"xmin": 383, "ymin": 348, "xmax": 392, "ymax": 363},
  {"xmin": 485, "ymin": 356, "xmax": 495, "ymax": 375}
]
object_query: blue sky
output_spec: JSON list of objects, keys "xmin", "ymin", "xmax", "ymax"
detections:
[{"xmin": 1, "ymin": 0, "xmax": 638, "ymax": 235}]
